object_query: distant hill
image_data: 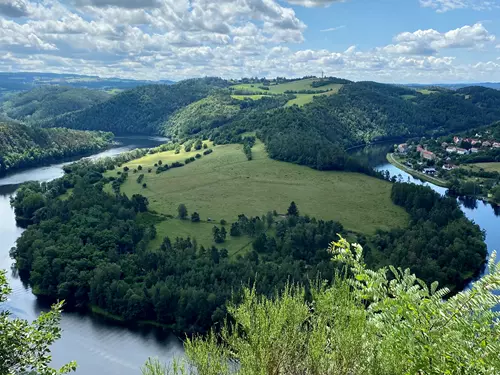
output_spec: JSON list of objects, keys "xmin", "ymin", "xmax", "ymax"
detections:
[
  {"xmin": 0, "ymin": 121, "xmax": 112, "ymax": 174},
  {"xmin": 1, "ymin": 86, "xmax": 111, "ymax": 123},
  {"xmin": 0, "ymin": 72, "xmax": 174, "ymax": 100},
  {"xmin": 28, "ymin": 76, "xmax": 500, "ymax": 173},
  {"xmin": 43, "ymin": 77, "xmax": 230, "ymax": 135},
  {"xmin": 407, "ymin": 82, "xmax": 500, "ymax": 91}
]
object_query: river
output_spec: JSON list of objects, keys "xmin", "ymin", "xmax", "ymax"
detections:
[
  {"xmin": 0, "ymin": 136, "xmax": 184, "ymax": 375},
  {"xmin": 2, "ymin": 139, "xmax": 499, "ymax": 374},
  {"xmin": 354, "ymin": 143, "xmax": 500, "ymax": 279}
]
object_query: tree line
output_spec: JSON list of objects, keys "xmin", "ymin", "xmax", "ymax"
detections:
[{"xmin": 9, "ymin": 162, "xmax": 487, "ymax": 334}]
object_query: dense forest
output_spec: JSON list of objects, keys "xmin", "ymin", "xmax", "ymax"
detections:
[
  {"xmin": 1, "ymin": 86, "xmax": 110, "ymax": 123},
  {"xmin": 43, "ymin": 78, "xmax": 230, "ymax": 134},
  {"xmin": 10, "ymin": 161, "xmax": 486, "ymax": 334},
  {"xmin": 0, "ymin": 121, "xmax": 112, "ymax": 175},
  {"xmin": 13, "ymin": 77, "xmax": 499, "ymax": 176},
  {"xmin": 164, "ymin": 80, "xmax": 500, "ymax": 173}
]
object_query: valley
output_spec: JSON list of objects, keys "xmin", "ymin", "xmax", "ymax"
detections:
[{"xmin": 106, "ymin": 139, "xmax": 407, "ymax": 254}]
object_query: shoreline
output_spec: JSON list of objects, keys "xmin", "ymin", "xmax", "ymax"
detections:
[{"xmin": 386, "ymin": 153, "xmax": 450, "ymax": 188}]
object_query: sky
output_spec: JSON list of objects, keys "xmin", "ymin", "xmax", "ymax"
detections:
[{"xmin": 0, "ymin": 0, "xmax": 499, "ymax": 83}]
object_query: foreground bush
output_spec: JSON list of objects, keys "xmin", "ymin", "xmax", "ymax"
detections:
[{"xmin": 144, "ymin": 238, "xmax": 500, "ymax": 375}]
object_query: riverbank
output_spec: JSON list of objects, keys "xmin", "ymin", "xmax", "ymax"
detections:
[
  {"xmin": 0, "ymin": 135, "xmax": 183, "ymax": 375},
  {"xmin": 386, "ymin": 153, "xmax": 450, "ymax": 188}
]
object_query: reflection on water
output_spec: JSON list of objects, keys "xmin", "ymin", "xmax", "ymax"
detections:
[
  {"xmin": 354, "ymin": 142, "xmax": 500, "ymax": 282},
  {"xmin": 0, "ymin": 136, "xmax": 183, "ymax": 375}
]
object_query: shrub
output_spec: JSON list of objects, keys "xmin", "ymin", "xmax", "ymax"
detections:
[{"xmin": 195, "ymin": 154, "xmax": 202, "ymax": 159}]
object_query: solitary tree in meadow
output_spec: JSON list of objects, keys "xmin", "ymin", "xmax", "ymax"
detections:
[
  {"xmin": 287, "ymin": 201, "xmax": 299, "ymax": 216},
  {"xmin": 178, "ymin": 204, "xmax": 188, "ymax": 219}
]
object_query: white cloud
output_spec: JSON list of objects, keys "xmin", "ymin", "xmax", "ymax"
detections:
[
  {"xmin": 286, "ymin": 0, "xmax": 347, "ymax": 7},
  {"xmin": 0, "ymin": 0, "xmax": 29, "ymax": 17},
  {"xmin": 71, "ymin": 0, "xmax": 161, "ymax": 8},
  {"xmin": 320, "ymin": 25, "xmax": 345, "ymax": 32},
  {"xmin": 419, "ymin": 0, "xmax": 499, "ymax": 12},
  {"xmin": 383, "ymin": 23, "xmax": 495, "ymax": 55},
  {"xmin": 0, "ymin": 0, "xmax": 498, "ymax": 83}
]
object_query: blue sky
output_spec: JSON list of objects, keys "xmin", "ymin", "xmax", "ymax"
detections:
[{"xmin": 0, "ymin": 0, "xmax": 499, "ymax": 82}]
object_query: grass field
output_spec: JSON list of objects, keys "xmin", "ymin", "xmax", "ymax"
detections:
[
  {"xmin": 470, "ymin": 162, "xmax": 500, "ymax": 173},
  {"xmin": 231, "ymin": 94, "xmax": 272, "ymax": 100},
  {"xmin": 106, "ymin": 141, "xmax": 408, "ymax": 252},
  {"xmin": 230, "ymin": 78, "xmax": 343, "ymax": 107}
]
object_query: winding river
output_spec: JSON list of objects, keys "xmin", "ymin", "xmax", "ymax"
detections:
[
  {"xmin": 1, "ymin": 140, "xmax": 499, "ymax": 374},
  {"xmin": 355, "ymin": 143, "xmax": 500, "ymax": 279},
  {"xmin": 0, "ymin": 136, "xmax": 183, "ymax": 375}
]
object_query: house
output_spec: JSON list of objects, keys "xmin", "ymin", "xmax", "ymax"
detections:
[
  {"xmin": 493, "ymin": 142, "xmax": 500, "ymax": 149},
  {"xmin": 446, "ymin": 146, "xmax": 457, "ymax": 153},
  {"xmin": 442, "ymin": 164, "xmax": 455, "ymax": 171},
  {"xmin": 471, "ymin": 139, "xmax": 480, "ymax": 145},
  {"xmin": 483, "ymin": 141, "xmax": 492, "ymax": 147},
  {"xmin": 456, "ymin": 148, "xmax": 468, "ymax": 155},
  {"xmin": 397, "ymin": 143, "xmax": 408, "ymax": 153},
  {"xmin": 421, "ymin": 150, "xmax": 436, "ymax": 160},
  {"xmin": 423, "ymin": 168, "xmax": 437, "ymax": 175},
  {"xmin": 471, "ymin": 148, "xmax": 479, "ymax": 153},
  {"xmin": 416, "ymin": 145, "xmax": 424, "ymax": 153},
  {"xmin": 453, "ymin": 136, "xmax": 462, "ymax": 144}
]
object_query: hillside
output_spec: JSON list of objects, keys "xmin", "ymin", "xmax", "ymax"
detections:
[
  {"xmin": 31, "ymin": 77, "xmax": 500, "ymax": 174},
  {"xmin": 1, "ymin": 86, "xmax": 111, "ymax": 123},
  {"xmin": 0, "ymin": 121, "xmax": 112, "ymax": 174},
  {"xmin": 43, "ymin": 78, "xmax": 230, "ymax": 135},
  {"xmin": 107, "ymin": 140, "xmax": 408, "ymax": 237}
]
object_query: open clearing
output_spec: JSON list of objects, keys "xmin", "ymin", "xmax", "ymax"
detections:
[
  {"xmin": 469, "ymin": 162, "xmax": 500, "ymax": 173},
  {"xmin": 230, "ymin": 78, "xmax": 343, "ymax": 107},
  {"xmin": 106, "ymin": 141, "xmax": 408, "ymax": 251}
]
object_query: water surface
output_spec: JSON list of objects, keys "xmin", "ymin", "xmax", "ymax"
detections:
[{"xmin": 0, "ymin": 136, "xmax": 184, "ymax": 375}]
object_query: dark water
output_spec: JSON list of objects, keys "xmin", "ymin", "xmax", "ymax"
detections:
[
  {"xmin": 356, "ymin": 143, "xmax": 500, "ymax": 279},
  {"xmin": 0, "ymin": 136, "xmax": 184, "ymax": 375}
]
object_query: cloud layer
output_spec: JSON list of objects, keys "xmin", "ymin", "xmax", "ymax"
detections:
[{"xmin": 0, "ymin": 0, "xmax": 498, "ymax": 83}]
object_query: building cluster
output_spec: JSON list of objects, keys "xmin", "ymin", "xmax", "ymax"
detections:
[{"xmin": 443, "ymin": 136, "xmax": 500, "ymax": 155}]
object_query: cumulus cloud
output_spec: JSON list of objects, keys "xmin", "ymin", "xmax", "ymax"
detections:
[
  {"xmin": 286, "ymin": 0, "xmax": 347, "ymax": 7},
  {"xmin": 419, "ymin": 0, "xmax": 499, "ymax": 12},
  {"xmin": 383, "ymin": 23, "xmax": 495, "ymax": 55},
  {"xmin": 0, "ymin": 0, "xmax": 29, "ymax": 17},
  {"xmin": 0, "ymin": 0, "xmax": 498, "ymax": 83},
  {"xmin": 71, "ymin": 0, "xmax": 161, "ymax": 7}
]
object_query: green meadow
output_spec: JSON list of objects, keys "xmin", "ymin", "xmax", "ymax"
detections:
[
  {"xmin": 230, "ymin": 78, "xmax": 343, "ymax": 106},
  {"xmin": 106, "ymin": 140, "xmax": 408, "ymax": 253}
]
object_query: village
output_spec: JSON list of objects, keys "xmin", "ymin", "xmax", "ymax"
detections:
[
  {"xmin": 395, "ymin": 133, "xmax": 500, "ymax": 177},
  {"xmin": 390, "ymin": 131, "xmax": 500, "ymax": 204}
]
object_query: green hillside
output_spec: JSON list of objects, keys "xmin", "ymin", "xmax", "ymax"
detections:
[
  {"xmin": 230, "ymin": 77, "xmax": 345, "ymax": 106},
  {"xmin": 164, "ymin": 94, "xmax": 241, "ymax": 137},
  {"xmin": 0, "ymin": 121, "xmax": 112, "ymax": 174},
  {"xmin": 1, "ymin": 86, "xmax": 110, "ymax": 123},
  {"xmin": 44, "ymin": 78, "xmax": 230, "ymax": 135},
  {"xmin": 106, "ymin": 140, "xmax": 408, "ymax": 238}
]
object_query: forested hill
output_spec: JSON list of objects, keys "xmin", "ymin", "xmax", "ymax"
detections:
[
  {"xmin": 0, "ymin": 121, "xmax": 112, "ymax": 174},
  {"xmin": 1, "ymin": 86, "xmax": 111, "ymax": 123},
  {"xmin": 43, "ymin": 77, "xmax": 230, "ymax": 135}
]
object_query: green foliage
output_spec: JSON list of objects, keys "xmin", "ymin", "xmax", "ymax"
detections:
[
  {"xmin": 287, "ymin": 201, "xmax": 299, "ymax": 216},
  {"xmin": 1, "ymin": 86, "xmax": 110, "ymax": 123},
  {"xmin": 0, "ymin": 121, "xmax": 112, "ymax": 174},
  {"xmin": 191, "ymin": 212, "xmax": 200, "ymax": 222},
  {"xmin": 369, "ymin": 183, "xmax": 487, "ymax": 291},
  {"xmin": 143, "ymin": 238, "xmax": 500, "ymax": 375},
  {"xmin": 0, "ymin": 270, "xmax": 77, "ymax": 375},
  {"xmin": 43, "ymin": 78, "xmax": 230, "ymax": 134},
  {"xmin": 178, "ymin": 203, "xmax": 188, "ymax": 219},
  {"xmin": 164, "ymin": 94, "xmax": 240, "ymax": 137}
]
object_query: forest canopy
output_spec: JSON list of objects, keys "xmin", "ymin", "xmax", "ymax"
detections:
[
  {"xmin": 10, "ymin": 161, "xmax": 487, "ymax": 334},
  {"xmin": 0, "ymin": 121, "xmax": 112, "ymax": 174}
]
